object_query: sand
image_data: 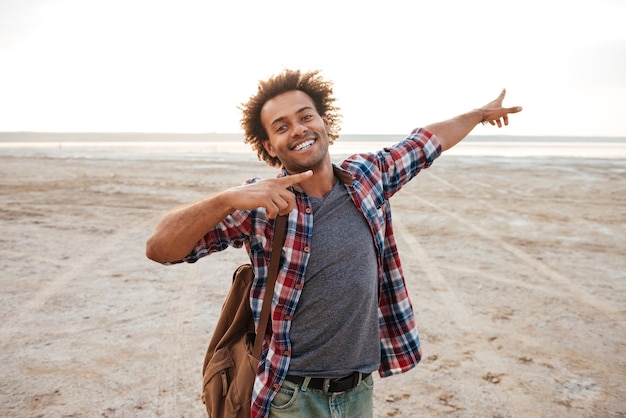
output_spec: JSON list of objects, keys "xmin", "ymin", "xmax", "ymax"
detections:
[{"xmin": 0, "ymin": 152, "xmax": 624, "ymax": 417}]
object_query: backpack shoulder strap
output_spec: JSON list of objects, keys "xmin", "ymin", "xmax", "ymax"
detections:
[{"xmin": 252, "ymin": 214, "xmax": 287, "ymax": 359}]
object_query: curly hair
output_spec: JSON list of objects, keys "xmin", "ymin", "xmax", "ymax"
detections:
[{"xmin": 239, "ymin": 69, "xmax": 342, "ymax": 167}]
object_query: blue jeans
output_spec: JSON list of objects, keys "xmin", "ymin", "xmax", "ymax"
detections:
[{"xmin": 269, "ymin": 374, "xmax": 374, "ymax": 418}]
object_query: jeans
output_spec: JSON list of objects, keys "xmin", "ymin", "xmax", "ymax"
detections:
[{"xmin": 269, "ymin": 374, "xmax": 374, "ymax": 418}]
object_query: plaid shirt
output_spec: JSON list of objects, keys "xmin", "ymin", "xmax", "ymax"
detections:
[{"xmin": 184, "ymin": 127, "xmax": 441, "ymax": 417}]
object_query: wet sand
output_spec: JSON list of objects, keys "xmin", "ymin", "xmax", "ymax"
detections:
[{"xmin": 0, "ymin": 153, "xmax": 624, "ymax": 417}]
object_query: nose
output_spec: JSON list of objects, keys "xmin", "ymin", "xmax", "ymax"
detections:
[{"xmin": 292, "ymin": 122, "xmax": 308, "ymax": 137}]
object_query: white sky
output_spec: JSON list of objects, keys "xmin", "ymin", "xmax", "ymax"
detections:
[{"xmin": 1, "ymin": 0, "xmax": 625, "ymax": 137}]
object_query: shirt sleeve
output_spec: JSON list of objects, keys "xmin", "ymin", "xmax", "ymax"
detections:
[
  {"xmin": 376, "ymin": 127, "xmax": 441, "ymax": 198},
  {"xmin": 180, "ymin": 210, "xmax": 252, "ymax": 263},
  {"xmin": 179, "ymin": 178, "xmax": 264, "ymax": 263},
  {"xmin": 342, "ymin": 128, "xmax": 441, "ymax": 201}
]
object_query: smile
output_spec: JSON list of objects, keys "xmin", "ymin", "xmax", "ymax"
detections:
[{"xmin": 293, "ymin": 139, "xmax": 315, "ymax": 151}]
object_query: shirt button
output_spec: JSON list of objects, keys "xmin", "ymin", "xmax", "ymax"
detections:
[
  {"xmin": 285, "ymin": 315, "xmax": 292, "ymax": 321},
  {"xmin": 304, "ymin": 246, "xmax": 310, "ymax": 253},
  {"xmin": 283, "ymin": 350, "xmax": 289, "ymax": 356},
  {"xmin": 273, "ymin": 383, "xmax": 280, "ymax": 389},
  {"xmin": 305, "ymin": 207, "xmax": 312, "ymax": 214},
  {"xmin": 294, "ymin": 284, "xmax": 301, "ymax": 290}
]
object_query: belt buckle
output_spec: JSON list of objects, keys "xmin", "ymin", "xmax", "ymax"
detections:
[{"xmin": 322, "ymin": 378, "xmax": 332, "ymax": 395}]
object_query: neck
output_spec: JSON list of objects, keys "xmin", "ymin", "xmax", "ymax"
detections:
[{"xmin": 297, "ymin": 161, "xmax": 335, "ymax": 198}]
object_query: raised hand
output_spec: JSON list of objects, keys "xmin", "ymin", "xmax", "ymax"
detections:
[
  {"xmin": 478, "ymin": 89, "xmax": 523, "ymax": 128},
  {"xmin": 224, "ymin": 170, "xmax": 313, "ymax": 218}
]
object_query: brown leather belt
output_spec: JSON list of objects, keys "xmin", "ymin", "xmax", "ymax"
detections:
[{"xmin": 285, "ymin": 372, "xmax": 371, "ymax": 395}]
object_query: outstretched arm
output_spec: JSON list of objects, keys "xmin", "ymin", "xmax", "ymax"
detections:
[
  {"xmin": 425, "ymin": 89, "xmax": 522, "ymax": 151},
  {"xmin": 145, "ymin": 170, "xmax": 312, "ymax": 264}
]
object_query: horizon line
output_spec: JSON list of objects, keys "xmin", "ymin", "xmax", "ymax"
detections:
[{"xmin": 1, "ymin": 131, "xmax": 626, "ymax": 140}]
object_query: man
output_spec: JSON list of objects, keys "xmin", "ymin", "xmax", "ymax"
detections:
[{"xmin": 146, "ymin": 69, "xmax": 522, "ymax": 417}]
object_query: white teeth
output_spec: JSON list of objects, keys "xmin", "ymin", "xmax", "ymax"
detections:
[{"xmin": 294, "ymin": 139, "xmax": 315, "ymax": 151}]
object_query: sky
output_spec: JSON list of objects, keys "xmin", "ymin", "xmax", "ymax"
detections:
[{"xmin": 1, "ymin": 0, "xmax": 625, "ymax": 137}]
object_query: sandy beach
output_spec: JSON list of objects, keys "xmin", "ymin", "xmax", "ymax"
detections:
[{"xmin": 0, "ymin": 152, "xmax": 624, "ymax": 417}]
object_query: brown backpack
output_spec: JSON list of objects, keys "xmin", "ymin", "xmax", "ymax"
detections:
[{"xmin": 201, "ymin": 215, "xmax": 287, "ymax": 417}]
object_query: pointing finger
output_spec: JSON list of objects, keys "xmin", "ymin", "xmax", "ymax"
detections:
[{"xmin": 275, "ymin": 170, "xmax": 313, "ymax": 187}]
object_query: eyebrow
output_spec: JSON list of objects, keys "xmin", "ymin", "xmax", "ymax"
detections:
[{"xmin": 270, "ymin": 106, "xmax": 315, "ymax": 127}]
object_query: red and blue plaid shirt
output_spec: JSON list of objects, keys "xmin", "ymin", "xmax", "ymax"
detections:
[{"xmin": 184, "ymin": 127, "xmax": 441, "ymax": 417}]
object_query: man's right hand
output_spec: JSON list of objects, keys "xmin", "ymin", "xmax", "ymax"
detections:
[
  {"xmin": 222, "ymin": 170, "xmax": 313, "ymax": 218},
  {"xmin": 146, "ymin": 170, "xmax": 312, "ymax": 263}
]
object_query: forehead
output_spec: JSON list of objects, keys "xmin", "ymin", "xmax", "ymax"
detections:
[{"xmin": 260, "ymin": 90, "xmax": 317, "ymax": 126}]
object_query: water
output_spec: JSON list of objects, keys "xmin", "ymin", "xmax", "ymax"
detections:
[{"xmin": 1, "ymin": 132, "xmax": 625, "ymax": 162}]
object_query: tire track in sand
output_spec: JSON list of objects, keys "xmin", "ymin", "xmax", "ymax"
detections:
[
  {"xmin": 0, "ymin": 218, "xmax": 154, "ymax": 353},
  {"xmin": 394, "ymin": 217, "xmax": 538, "ymax": 416},
  {"xmin": 401, "ymin": 192, "xmax": 621, "ymax": 320},
  {"xmin": 393, "ymin": 175, "xmax": 625, "ymax": 415}
]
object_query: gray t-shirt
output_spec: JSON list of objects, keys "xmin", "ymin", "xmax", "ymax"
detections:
[{"xmin": 288, "ymin": 178, "xmax": 380, "ymax": 377}]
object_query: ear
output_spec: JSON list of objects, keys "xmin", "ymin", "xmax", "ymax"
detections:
[
  {"xmin": 263, "ymin": 139, "xmax": 277, "ymax": 157},
  {"xmin": 322, "ymin": 115, "xmax": 330, "ymax": 131}
]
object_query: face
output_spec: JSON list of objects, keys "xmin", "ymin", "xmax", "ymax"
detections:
[{"xmin": 260, "ymin": 90, "xmax": 331, "ymax": 173}]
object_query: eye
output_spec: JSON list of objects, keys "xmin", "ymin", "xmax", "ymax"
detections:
[
  {"xmin": 302, "ymin": 114, "xmax": 313, "ymax": 121},
  {"xmin": 275, "ymin": 124, "xmax": 288, "ymax": 133}
]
